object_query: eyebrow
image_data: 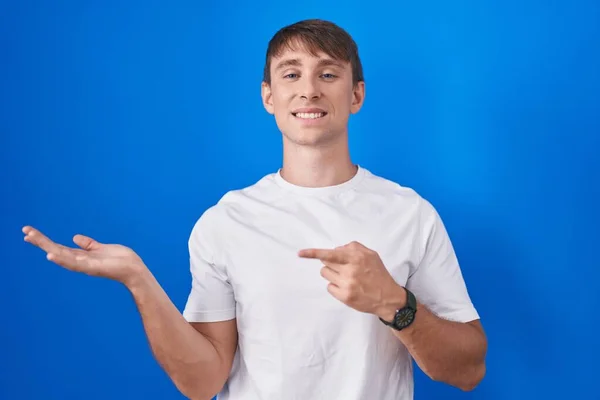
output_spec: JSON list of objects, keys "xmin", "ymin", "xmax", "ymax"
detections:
[{"xmin": 274, "ymin": 58, "xmax": 346, "ymax": 72}]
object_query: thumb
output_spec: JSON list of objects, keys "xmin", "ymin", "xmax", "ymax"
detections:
[{"xmin": 73, "ymin": 234, "xmax": 102, "ymax": 251}]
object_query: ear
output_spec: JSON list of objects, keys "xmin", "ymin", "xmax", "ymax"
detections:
[
  {"xmin": 350, "ymin": 81, "xmax": 366, "ymax": 114},
  {"xmin": 261, "ymin": 81, "xmax": 274, "ymax": 115}
]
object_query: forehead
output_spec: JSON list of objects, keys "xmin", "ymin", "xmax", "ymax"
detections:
[{"xmin": 270, "ymin": 39, "xmax": 349, "ymax": 71}]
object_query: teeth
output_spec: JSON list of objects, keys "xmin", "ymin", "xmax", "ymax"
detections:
[{"xmin": 295, "ymin": 112, "xmax": 324, "ymax": 119}]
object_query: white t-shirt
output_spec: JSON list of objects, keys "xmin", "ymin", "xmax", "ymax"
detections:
[{"xmin": 183, "ymin": 166, "xmax": 479, "ymax": 400}]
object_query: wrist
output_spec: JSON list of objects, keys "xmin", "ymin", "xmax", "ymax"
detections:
[
  {"xmin": 376, "ymin": 283, "xmax": 407, "ymax": 321},
  {"xmin": 122, "ymin": 262, "xmax": 151, "ymax": 290}
]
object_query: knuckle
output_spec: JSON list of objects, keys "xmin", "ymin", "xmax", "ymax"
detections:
[
  {"xmin": 344, "ymin": 290, "xmax": 357, "ymax": 303},
  {"xmin": 353, "ymin": 252, "xmax": 366, "ymax": 263},
  {"xmin": 346, "ymin": 279, "xmax": 358, "ymax": 292},
  {"xmin": 337, "ymin": 289, "xmax": 350, "ymax": 302}
]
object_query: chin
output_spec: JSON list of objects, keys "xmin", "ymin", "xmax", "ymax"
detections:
[{"xmin": 282, "ymin": 129, "xmax": 341, "ymax": 147}]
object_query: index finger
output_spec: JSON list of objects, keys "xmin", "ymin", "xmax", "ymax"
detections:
[
  {"xmin": 23, "ymin": 226, "xmax": 64, "ymax": 255},
  {"xmin": 297, "ymin": 248, "xmax": 348, "ymax": 264}
]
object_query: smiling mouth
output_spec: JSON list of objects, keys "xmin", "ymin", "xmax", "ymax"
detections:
[{"xmin": 292, "ymin": 112, "xmax": 328, "ymax": 119}]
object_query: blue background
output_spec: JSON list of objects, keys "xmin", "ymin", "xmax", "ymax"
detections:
[{"xmin": 1, "ymin": 1, "xmax": 599, "ymax": 399}]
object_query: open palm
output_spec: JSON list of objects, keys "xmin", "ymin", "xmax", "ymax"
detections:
[{"xmin": 22, "ymin": 225, "xmax": 144, "ymax": 284}]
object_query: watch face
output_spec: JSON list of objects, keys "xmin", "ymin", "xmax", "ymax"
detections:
[{"xmin": 394, "ymin": 308, "xmax": 414, "ymax": 328}]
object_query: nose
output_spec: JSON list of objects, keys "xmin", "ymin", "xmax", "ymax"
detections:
[{"xmin": 299, "ymin": 77, "xmax": 321, "ymax": 100}]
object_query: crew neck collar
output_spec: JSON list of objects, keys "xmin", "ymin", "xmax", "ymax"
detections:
[{"xmin": 273, "ymin": 165, "xmax": 366, "ymax": 196}]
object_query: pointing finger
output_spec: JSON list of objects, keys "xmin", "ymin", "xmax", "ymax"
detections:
[{"xmin": 298, "ymin": 248, "xmax": 348, "ymax": 264}]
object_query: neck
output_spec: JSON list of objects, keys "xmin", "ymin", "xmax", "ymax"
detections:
[{"xmin": 280, "ymin": 134, "xmax": 357, "ymax": 188}]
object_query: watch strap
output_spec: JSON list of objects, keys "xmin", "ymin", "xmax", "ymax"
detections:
[{"xmin": 379, "ymin": 287, "xmax": 417, "ymax": 329}]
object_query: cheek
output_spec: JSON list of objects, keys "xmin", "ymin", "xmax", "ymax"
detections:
[
  {"xmin": 272, "ymin": 91, "xmax": 292, "ymax": 112},
  {"xmin": 331, "ymin": 92, "xmax": 353, "ymax": 116}
]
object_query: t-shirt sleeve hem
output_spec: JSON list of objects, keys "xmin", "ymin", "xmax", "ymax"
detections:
[
  {"xmin": 434, "ymin": 308, "xmax": 480, "ymax": 323},
  {"xmin": 183, "ymin": 309, "xmax": 236, "ymax": 322}
]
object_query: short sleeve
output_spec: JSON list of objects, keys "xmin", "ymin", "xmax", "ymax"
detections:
[
  {"xmin": 182, "ymin": 208, "xmax": 236, "ymax": 322},
  {"xmin": 406, "ymin": 198, "xmax": 479, "ymax": 323}
]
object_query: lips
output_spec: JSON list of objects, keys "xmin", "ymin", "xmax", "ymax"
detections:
[
  {"xmin": 291, "ymin": 108, "xmax": 328, "ymax": 120},
  {"xmin": 294, "ymin": 112, "xmax": 326, "ymax": 119}
]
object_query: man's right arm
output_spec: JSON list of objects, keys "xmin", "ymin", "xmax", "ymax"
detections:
[
  {"xmin": 21, "ymin": 224, "xmax": 237, "ymax": 399},
  {"xmin": 127, "ymin": 266, "xmax": 237, "ymax": 400}
]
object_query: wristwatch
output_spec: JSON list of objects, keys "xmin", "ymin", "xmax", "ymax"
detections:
[{"xmin": 379, "ymin": 287, "xmax": 418, "ymax": 331}]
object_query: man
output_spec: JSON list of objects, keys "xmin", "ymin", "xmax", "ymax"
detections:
[{"xmin": 23, "ymin": 19, "xmax": 487, "ymax": 400}]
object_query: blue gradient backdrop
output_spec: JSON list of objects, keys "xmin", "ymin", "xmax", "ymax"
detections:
[{"xmin": 1, "ymin": 1, "xmax": 599, "ymax": 399}]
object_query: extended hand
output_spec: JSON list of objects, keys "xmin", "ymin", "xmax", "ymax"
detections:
[
  {"xmin": 298, "ymin": 241, "xmax": 406, "ymax": 319},
  {"xmin": 22, "ymin": 225, "xmax": 146, "ymax": 285}
]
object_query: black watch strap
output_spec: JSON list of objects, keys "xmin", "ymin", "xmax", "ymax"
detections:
[
  {"xmin": 379, "ymin": 288, "xmax": 418, "ymax": 331},
  {"xmin": 405, "ymin": 288, "xmax": 417, "ymax": 311}
]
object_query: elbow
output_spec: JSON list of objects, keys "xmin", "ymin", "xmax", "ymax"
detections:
[
  {"xmin": 175, "ymin": 383, "xmax": 218, "ymax": 400},
  {"xmin": 429, "ymin": 361, "xmax": 486, "ymax": 392},
  {"xmin": 458, "ymin": 362, "xmax": 486, "ymax": 392},
  {"xmin": 171, "ymin": 373, "xmax": 222, "ymax": 400},
  {"xmin": 166, "ymin": 356, "xmax": 229, "ymax": 400}
]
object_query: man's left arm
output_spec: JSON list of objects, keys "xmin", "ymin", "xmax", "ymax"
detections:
[
  {"xmin": 374, "ymin": 196, "xmax": 487, "ymax": 390},
  {"xmin": 376, "ymin": 284, "xmax": 487, "ymax": 391},
  {"xmin": 298, "ymin": 198, "xmax": 487, "ymax": 392}
]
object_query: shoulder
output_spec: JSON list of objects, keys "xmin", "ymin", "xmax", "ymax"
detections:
[
  {"xmin": 357, "ymin": 167, "xmax": 446, "ymax": 245},
  {"xmin": 217, "ymin": 171, "xmax": 283, "ymax": 209},
  {"xmin": 357, "ymin": 167, "xmax": 435, "ymax": 215},
  {"xmin": 188, "ymin": 171, "xmax": 281, "ymax": 238}
]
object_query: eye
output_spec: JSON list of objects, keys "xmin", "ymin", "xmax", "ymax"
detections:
[
  {"xmin": 284, "ymin": 73, "xmax": 298, "ymax": 79},
  {"xmin": 321, "ymin": 73, "xmax": 337, "ymax": 79}
]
